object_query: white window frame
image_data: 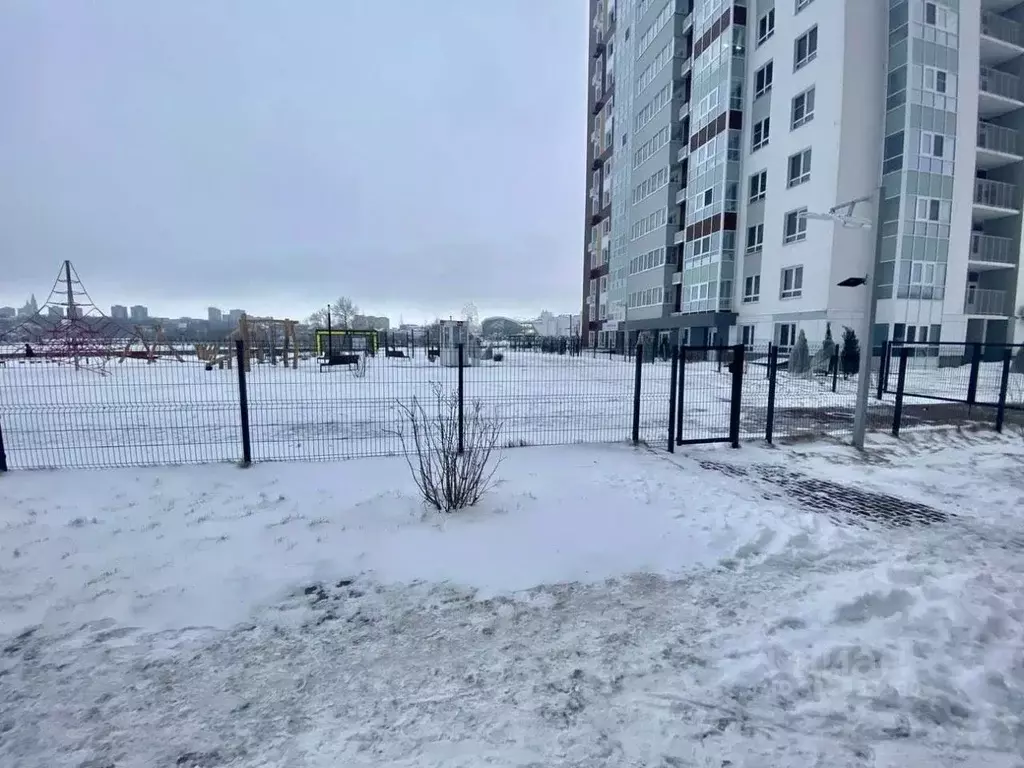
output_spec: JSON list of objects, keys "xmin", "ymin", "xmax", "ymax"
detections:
[
  {"xmin": 791, "ymin": 87, "xmax": 815, "ymax": 129},
  {"xmin": 699, "ymin": 187, "xmax": 714, "ymax": 209},
  {"xmin": 754, "ymin": 60, "xmax": 773, "ymax": 98},
  {"xmin": 920, "ymin": 131, "xmax": 945, "ymax": 158},
  {"xmin": 794, "ymin": 26, "xmax": 818, "ymax": 71},
  {"xmin": 743, "ymin": 274, "xmax": 761, "ymax": 304},
  {"xmin": 776, "ymin": 322, "xmax": 797, "ymax": 350},
  {"xmin": 795, "ymin": 0, "xmax": 815, "ymax": 11},
  {"xmin": 746, "ymin": 223, "xmax": 764, "ymax": 253},
  {"xmin": 749, "ymin": 170, "xmax": 767, "ymax": 202},
  {"xmin": 757, "ymin": 9, "xmax": 775, "ymax": 45},
  {"xmin": 924, "ymin": 66, "xmax": 948, "ymax": 94},
  {"xmin": 752, "ymin": 117, "xmax": 770, "ymax": 151},
  {"xmin": 916, "ymin": 197, "xmax": 950, "ymax": 222},
  {"xmin": 787, "ymin": 149, "xmax": 812, "ymax": 187},
  {"xmin": 780, "ymin": 266, "xmax": 804, "ymax": 299},
  {"xmin": 741, "ymin": 324, "xmax": 755, "ymax": 349},
  {"xmin": 784, "ymin": 208, "xmax": 808, "ymax": 244}
]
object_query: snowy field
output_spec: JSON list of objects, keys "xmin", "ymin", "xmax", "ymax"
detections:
[
  {"xmin": 1, "ymin": 428, "xmax": 1023, "ymax": 766},
  {"xmin": 1, "ymin": 349, "xmax": 1019, "ymax": 469}
]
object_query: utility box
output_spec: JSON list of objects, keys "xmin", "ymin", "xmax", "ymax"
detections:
[{"xmin": 439, "ymin": 320, "xmax": 472, "ymax": 367}]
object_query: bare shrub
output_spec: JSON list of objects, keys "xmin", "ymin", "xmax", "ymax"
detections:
[{"xmin": 396, "ymin": 384, "xmax": 502, "ymax": 512}]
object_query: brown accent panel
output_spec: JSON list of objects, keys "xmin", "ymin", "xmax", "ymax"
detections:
[
  {"xmin": 692, "ymin": 8, "xmax": 731, "ymax": 58},
  {"xmin": 689, "ymin": 109, "xmax": 743, "ymax": 152},
  {"xmin": 683, "ymin": 211, "xmax": 739, "ymax": 242}
]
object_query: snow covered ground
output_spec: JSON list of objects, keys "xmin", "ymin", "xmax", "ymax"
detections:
[
  {"xmin": 2, "ymin": 428, "xmax": 1023, "ymax": 767},
  {"xmin": 2, "ymin": 349, "xmax": 1019, "ymax": 469}
]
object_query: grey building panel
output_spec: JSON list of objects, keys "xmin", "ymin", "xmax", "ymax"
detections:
[
  {"xmin": 772, "ymin": 309, "xmax": 828, "ymax": 323},
  {"xmin": 755, "ymin": 0, "xmax": 774, "ymax": 13},
  {"xmin": 745, "ymin": 197, "xmax": 765, "ymax": 227},
  {"xmin": 750, "ymin": 92, "xmax": 771, "ymax": 126},
  {"xmin": 742, "ymin": 252, "xmax": 762, "ymax": 278}
]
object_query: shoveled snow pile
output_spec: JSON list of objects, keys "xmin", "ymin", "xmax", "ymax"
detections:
[{"xmin": 1, "ymin": 429, "xmax": 1023, "ymax": 767}]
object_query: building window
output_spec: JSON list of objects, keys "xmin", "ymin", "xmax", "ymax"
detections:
[
  {"xmin": 699, "ymin": 187, "xmax": 714, "ymax": 209},
  {"xmin": 754, "ymin": 61, "xmax": 774, "ymax": 98},
  {"xmin": 746, "ymin": 223, "xmax": 764, "ymax": 253},
  {"xmin": 920, "ymin": 131, "xmax": 945, "ymax": 158},
  {"xmin": 743, "ymin": 274, "xmax": 761, "ymax": 303},
  {"xmin": 791, "ymin": 87, "xmax": 815, "ymax": 129},
  {"xmin": 783, "ymin": 208, "xmax": 808, "ymax": 244},
  {"xmin": 794, "ymin": 26, "xmax": 818, "ymax": 70},
  {"xmin": 752, "ymin": 117, "xmax": 770, "ymax": 151},
  {"xmin": 741, "ymin": 325, "xmax": 755, "ymax": 349},
  {"xmin": 780, "ymin": 266, "xmax": 804, "ymax": 298},
  {"xmin": 916, "ymin": 197, "xmax": 950, "ymax": 222},
  {"xmin": 776, "ymin": 322, "xmax": 797, "ymax": 350},
  {"xmin": 749, "ymin": 170, "xmax": 767, "ymax": 202},
  {"xmin": 924, "ymin": 67, "xmax": 948, "ymax": 94},
  {"xmin": 757, "ymin": 9, "xmax": 775, "ymax": 45},
  {"xmin": 787, "ymin": 149, "xmax": 812, "ymax": 187},
  {"xmin": 599, "ymin": 275, "xmax": 608, "ymax": 292}
]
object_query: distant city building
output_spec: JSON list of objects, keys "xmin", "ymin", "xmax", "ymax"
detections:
[
  {"xmin": 532, "ymin": 311, "xmax": 575, "ymax": 338},
  {"xmin": 130, "ymin": 305, "xmax": 149, "ymax": 322},
  {"xmin": 352, "ymin": 314, "xmax": 390, "ymax": 332},
  {"xmin": 0, "ymin": 307, "xmax": 15, "ymax": 319},
  {"xmin": 227, "ymin": 309, "xmax": 245, "ymax": 325},
  {"xmin": 208, "ymin": 307, "xmax": 223, "ymax": 323},
  {"xmin": 47, "ymin": 306, "xmax": 64, "ymax": 319},
  {"xmin": 480, "ymin": 316, "xmax": 529, "ymax": 339},
  {"xmin": 16, "ymin": 294, "xmax": 38, "ymax": 318},
  {"xmin": 110, "ymin": 305, "xmax": 128, "ymax": 320}
]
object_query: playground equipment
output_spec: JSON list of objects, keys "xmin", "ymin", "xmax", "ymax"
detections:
[
  {"xmin": 118, "ymin": 324, "xmax": 185, "ymax": 364},
  {"xmin": 198, "ymin": 314, "xmax": 299, "ymax": 372},
  {"xmin": 0, "ymin": 260, "xmax": 137, "ymax": 374},
  {"xmin": 314, "ymin": 328, "xmax": 378, "ymax": 358}
]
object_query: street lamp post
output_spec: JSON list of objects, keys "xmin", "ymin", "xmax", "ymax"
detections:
[{"xmin": 801, "ymin": 186, "xmax": 884, "ymax": 450}]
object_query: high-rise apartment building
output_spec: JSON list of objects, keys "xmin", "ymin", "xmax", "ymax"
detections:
[
  {"xmin": 110, "ymin": 305, "xmax": 128, "ymax": 320},
  {"xmin": 130, "ymin": 305, "xmax": 149, "ymax": 322},
  {"xmin": 583, "ymin": 0, "xmax": 1023, "ymax": 353}
]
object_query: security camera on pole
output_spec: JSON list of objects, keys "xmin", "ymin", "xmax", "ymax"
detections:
[{"xmin": 799, "ymin": 186, "xmax": 884, "ymax": 450}]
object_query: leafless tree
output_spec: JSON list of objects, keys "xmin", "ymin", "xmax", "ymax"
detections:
[
  {"xmin": 308, "ymin": 296, "xmax": 360, "ymax": 329},
  {"xmin": 396, "ymin": 384, "xmax": 502, "ymax": 512}
]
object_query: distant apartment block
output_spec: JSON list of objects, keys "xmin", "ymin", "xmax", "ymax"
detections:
[
  {"xmin": 110, "ymin": 305, "xmax": 128, "ymax": 320},
  {"xmin": 130, "ymin": 305, "xmax": 149, "ymax": 322},
  {"xmin": 583, "ymin": 0, "xmax": 1024, "ymax": 353},
  {"xmin": 208, "ymin": 307, "xmax": 223, "ymax": 323},
  {"xmin": 227, "ymin": 309, "xmax": 245, "ymax": 325},
  {"xmin": 46, "ymin": 306, "xmax": 64, "ymax": 319},
  {"xmin": 0, "ymin": 307, "xmax": 15, "ymax": 319},
  {"xmin": 532, "ymin": 311, "xmax": 579, "ymax": 337}
]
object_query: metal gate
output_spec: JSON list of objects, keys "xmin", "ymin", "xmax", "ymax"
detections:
[{"xmin": 667, "ymin": 344, "xmax": 744, "ymax": 449}]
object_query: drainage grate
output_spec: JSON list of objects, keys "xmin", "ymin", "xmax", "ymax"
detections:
[{"xmin": 697, "ymin": 460, "xmax": 949, "ymax": 528}]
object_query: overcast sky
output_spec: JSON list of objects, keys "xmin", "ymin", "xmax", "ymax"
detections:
[{"xmin": 0, "ymin": 1, "xmax": 588, "ymax": 323}]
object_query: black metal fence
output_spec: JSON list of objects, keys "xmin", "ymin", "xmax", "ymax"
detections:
[{"xmin": 0, "ymin": 338, "xmax": 1021, "ymax": 471}]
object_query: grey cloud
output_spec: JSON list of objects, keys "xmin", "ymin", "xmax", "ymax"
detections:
[{"xmin": 0, "ymin": 0, "xmax": 589, "ymax": 319}]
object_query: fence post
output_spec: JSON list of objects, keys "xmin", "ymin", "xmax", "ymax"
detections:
[
  {"xmin": 876, "ymin": 340, "xmax": 888, "ymax": 400},
  {"xmin": 676, "ymin": 344, "xmax": 686, "ymax": 445},
  {"xmin": 766, "ymin": 342, "xmax": 773, "ymax": 380},
  {"xmin": 831, "ymin": 349, "xmax": 839, "ymax": 393},
  {"xmin": 765, "ymin": 345, "xmax": 778, "ymax": 444},
  {"xmin": 457, "ymin": 343, "xmax": 465, "ymax": 454},
  {"xmin": 966, "ymin": 342, "xmax": 982, "ymax": 405},
  {"xmin": 729, "ymin": 344, "xmax": 745, "ymax": 449},
  {"xmin": 667, "ymin": 345, "xmax": 679, "ymax": 453},
  {"xmin": 892, "ymin": 346, "xmax": 909, "ymax": 437},
  {"xmin": 996, "ymin": 346, "xmax": 1012, "ymax": 433},
  {"xmin": 632, "ymin": 341, "xmax": 643, "ymax": 445},
  {"xmin": 0, "ymin": 416, "xmax": 7, "ymax": 472},
  {"xmin": 235, "ymin": 339, "xmax": 252, "ymax": 466}
]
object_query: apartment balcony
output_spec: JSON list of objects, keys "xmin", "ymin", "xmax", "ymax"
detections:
[
  {"xmin": 979, "ymin": 66, "xmax": 1024, "ymax": 117},
  {"xmin": 970, "ymin": 232, "xmax": 1018, "ymax": 269},
  {"xmin": 673, "ymin": 228, "xmax": 686, "ymax": 246},
  {"xmin": 675, "ymin": 187, "xmax": 687, "ymax": 205},
  {"xmin": 980, "ymin": 10, "xmax": 1024, "ymax": 65},
  {"xmin": 973, "ymin": 178, "xmax": 1020, "ymax": 220},
  {"xmin": 964, "ymin": 287, "xmax": 1010, "ymax": 316},
  {"xmin": 977, "ymin": 121, "xmax": 1023, "ymax": 168}
]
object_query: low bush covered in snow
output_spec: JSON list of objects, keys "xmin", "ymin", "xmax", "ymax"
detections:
[{"xmin": 396, "ymin": 384, "xmax": 502, "ymax": 513}]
